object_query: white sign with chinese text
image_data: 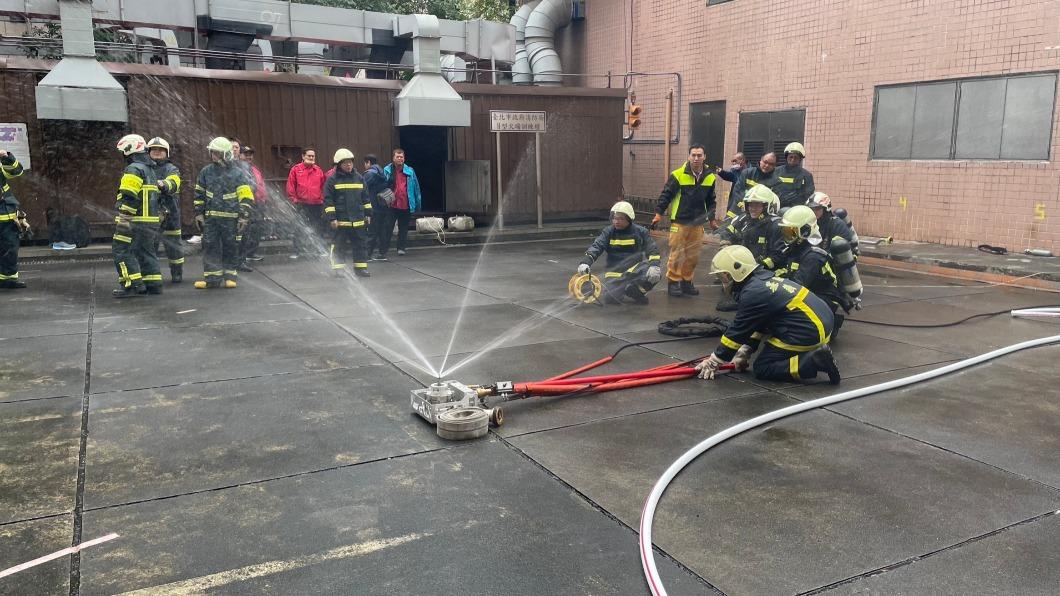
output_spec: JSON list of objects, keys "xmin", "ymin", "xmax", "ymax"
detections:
[
  {"xmin": 490, "ymin": 110, "xmax": 547, "ymax": 133},
  {"xmin": 0, "ymin": 123, "xmax": 31, "ymax": 170}
]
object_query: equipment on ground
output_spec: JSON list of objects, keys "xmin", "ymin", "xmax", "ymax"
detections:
[
  {"xmin": 415, "ymin": 217, "xmax": 445, "ymax": 233},
  {"xmin": 568, "ymin": 272, "xmax": 603, "ymax": 304},
  {"xmin": 448, "ymin": 215, "xmax": 475, "ymax": 231},
  {"xmin": 828, "ymin": 237, "xmax": 863, "ymax": 308}
]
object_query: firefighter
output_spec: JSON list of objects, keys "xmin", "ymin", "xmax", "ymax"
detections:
[
  {"xmin": 726, "ymin": 152, "xmax": 779, "ymax": 219},
  {"xmin": 147, "ymin": 137, "xmax": 184, "ymax": 283},
  {"xmin": 193, "ymin": 137, "xmax": 253, "ymax": 289},
  {"xmin": 696, "ymin": 245, "xmax": 840, "ymax": 384},
  {"xmin": 0, "ymin": 148, "xmax": 26, "ymax": 289},
  {"xmin": 323, "ymin": 148, "xmax": 371, "ymax": 277},
  {"xmin": 809, "ymin": 192, "xmax": 858, "ymax": 253},
  {"xmin": 652, "ymin": 143, "xmax": 717, "ymax": 297},
  {"xmin": 776, "ymin": 205, "xmax": 848, "ymax": 332},
  {"xmin": 112, "ymin": 134, "xmax": 163, "ymax": 298},
  {"xmin": 773, "ymin": 142, "xmax": 815, "ymax": 210},
  {"xmin": 578, "ymin": 201, "xmax": 662, "ymax": 304},
  {"xmin": 716, "ymin": 184, "xmax": 785, "ymax": 311}
]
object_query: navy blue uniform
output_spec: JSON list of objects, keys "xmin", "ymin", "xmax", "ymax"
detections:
[
  {"xmin": 0, "ymin": 152, "xmax": 25, "ymax": 285},
  {"xmin": 727, "ymin": 166, "xmax": 778, "ymax": 218},
  {"xmin": 777, "ymin": 241, "xmax": 844, "ymax": 312},
  {"xmin": 152, "ymin": 159, "xmax": 184, "ymax": 280},
  {"xmin": 114, "ymin": 153, "xmax": 162, "ymax": 291},
  {"xmin": 195, "ymin": 162, "xmax": 254, "ymax": 284},
  {"xmin": 714, "ymin": 268, "xmax": 834, "ymax": 382},
  {"xmin": 580, "ymin": 222, "xmax": 661, "ymax": 301},
  {"xmin": 719, "ymin": 213, "xmax": 785, "ymax": 271},
  {"xmin": 773, "ymin": 164, "xmax": 815, "ymax": 209},
  {"xmin": 323, "ymin": 168, "xmax": 371, "ymax": 273}
]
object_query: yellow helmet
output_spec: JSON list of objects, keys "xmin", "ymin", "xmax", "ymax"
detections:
[
  {"xmin": 743, "ymin": 184, "xmax": 780, "ymax": 216},
  {"xmin": 146, "ymin": 137, "xmax": 170, "ymax": 154},
  {"xmin": 206, "ymin": 137, "xmax": 233, "ymax": 160},
  {"xmin": 710, "ymin": 245, "xmax": 759, "ymax": 282},
  {"xmin": 784, "ymin": 142, "xmax": 806, "ymax": 157},
  {"xmin": 333, "ymin": 148, "xmax": 355, "ymax": 164},
  {"xmin": 116, "ymin": 134, "xmax": 147, "ymax": 156},
  {"xmin": 780, "ymin": 205, "xmax": 819, "ymax": 244},
  {"xmin": 610, "ymin": 200, "xmax": 636, "ymax": 222}
]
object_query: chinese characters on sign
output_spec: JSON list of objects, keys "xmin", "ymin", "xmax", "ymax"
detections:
[
  {"xmin": 490, "ymin": 111, "xmax": 547, "ymax": 133},
  {"xmin": 0, "ymin": 123, "xmax": 31, "ymax": 170}
]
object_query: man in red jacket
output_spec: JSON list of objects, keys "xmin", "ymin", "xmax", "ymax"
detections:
[{"xmin": 285, "ymin": 147, "xmax": 325, "ymax": 258}]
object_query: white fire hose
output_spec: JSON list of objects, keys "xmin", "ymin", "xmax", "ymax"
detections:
[{"xmin": 639, "ymin": 308, "xmax": 1060, "ymax": 596}]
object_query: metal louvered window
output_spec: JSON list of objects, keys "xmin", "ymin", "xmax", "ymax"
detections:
[
  {"xmin": 871, "ymin": 73, "xmax": 1057, "ymax": 161},
  {"xmin": 737, "ymin": 109, "xmax": 805, "ymax": 165}
]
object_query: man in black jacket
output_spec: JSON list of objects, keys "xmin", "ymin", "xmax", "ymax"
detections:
[
  {"xmin": 0, "ymin": 148, "xmax": 26, "ymax": 289},
  {"xmin": 148, "ymin": 137, "xmax": 184, "ymax": 283},
  {"xmin": 362, "ymin": 154, "xmax": 388, "ymax": 260},
  {"xmin": 577, "ymin": 201, "xmax": 661, "ymax": 304},
  {"xmin": 774, "ymin": 142, "xmax": 815, "ymax": 209},
  {"xmin": 652, "ymin": 143, "xmax": 717, "ymax": 297},
  {"xmin": 726, "ymin": 152, "xmax": 779, "ymax": 218},
  {"xmin": 324, "ymin": 148, "xmax": 371, "ymax": 277}
]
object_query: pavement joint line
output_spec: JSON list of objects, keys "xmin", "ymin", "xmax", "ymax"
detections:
[
  {"xmin": 491, "ymin": 435, "xmax": 728, "ymax": 595},
  {"xmin": 499, "ymin": 390, "xmax": 777, "ymax": 440},
  {"xmin": 0, "ymin": 392, "xmax": 84, "ymax": 405},
  {"xmin": 79, "ymin": 443, "xmax": 475, "ymax": 514},
  {"xmin": 86, "ymin": 363, "xmax": 393, "ymax": 396},
  {"xmin": 2, "ymin": 330, "xmax": 89, "ymax": 341},
  {"xmin": 69, "ymin": 265, "xmax": 96, "ymax": 596},
  {"xmin": 799, "ymin": 509, "xmax": 1060, "ymax": 595},
  {"xmin": 0, "ymin": 510, "xmax": 71, "ymax": 529}
]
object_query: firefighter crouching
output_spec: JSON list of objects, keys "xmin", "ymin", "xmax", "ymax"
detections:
[
  {"xmin": 148, "ymin": 137, "xmax": 184, "ymax": 283},
  {"xmin": 577, "ymin": 201, "xmax": 662, "ymax": 304},
  {"xmin": 193, "ymin": 137, "xmax": 254, "ymax": 289},
  {"xmin": 112, "ymin": 134, "xmax": 163, "ymax": 298},
  {"xmin": 696, "ymin": 245, "xmax": 840, "ymax": 385},
  {"xmin": 776, "ymin": 205, "xmax": 849, "ymax": 334},
  {"xmin": 324, "ymin": 148, "xmax": 371, "ymax": 277}
]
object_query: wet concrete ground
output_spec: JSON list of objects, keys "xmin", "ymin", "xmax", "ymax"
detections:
[{"xmin": 2, "ymin": 238, "xmax": 1058, "ymax": 595}]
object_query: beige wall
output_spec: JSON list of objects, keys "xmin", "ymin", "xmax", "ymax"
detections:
[{"xmin": 581, "ymin": 0, "xmax": 1060, "ymax": 251}]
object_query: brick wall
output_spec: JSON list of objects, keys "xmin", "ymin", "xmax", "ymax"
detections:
[{"xmin": 582, "ymin": 0, "xmax": 1060, "ymax": 251}]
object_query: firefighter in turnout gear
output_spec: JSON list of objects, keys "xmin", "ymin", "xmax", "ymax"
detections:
[
  {"xmin": 323, "ymin": 148, "xmax": 371, "ymax": 277},
  {"xmin": 578, "ymin": 201, "xmax": 662, "ymax": 304},
  {"xmin": 112, "ymin": 134, "xmax": 163, "ymax": 298},
  {"xmin": 776, "ymin": 205, "xmax": 848, "ymax": 334},
  {"xmin": 716, "ymin": 184, "xmax": 785, "ymax": 311},
  {"xmin": 696, "ymin": 245, "xmax": 840, "ymax": 384},
  {"xmin": 808, "ymin": 192, "xmax": 858, "ymax": 254},
  {"xmin": 773, "ymin": 142, "xmax": 815, "ymax": 210},
  {"xmin": 0, "ymin": 149, "xmax": 26, "ymax": 289},
  {"xmin": 726, "ymin": 152, "xmax": 779, "ymax": 218},
  {"xmin": 148, "ymin": 137, "xmax": 184, "ymax": 283},
  {"xmin": 652, "ymin": 144, "xmax": 717, "ymax": 297},
  {"xmin": 193, "ymin": 137, "xmax": 254, "ymax": 289}
]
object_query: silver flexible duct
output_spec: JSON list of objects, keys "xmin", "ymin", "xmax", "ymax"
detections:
[
  {"xmin": 524, "ymin": 0, "xmax": 572, "ymax": 86},
  {"xmin": 510, "ymin": 1, "xmax": 540, "ymax": 85}
]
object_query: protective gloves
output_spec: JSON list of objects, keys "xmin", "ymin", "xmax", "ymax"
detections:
[
  {"xmin": 114, "ymin": 215, "xmax": 132, "ymax": 232},
  {"xmin": 731, "ymin": 344, "xmax": 754, "ymax": 372},
  {"xmin": 577, "ymin": 263, "xmax": 590, "ymax": 275},
  {"xmin": 329, "ymin": 220, "xmax": 339, "ymax": 230},
  {"xmin": 156, "ymin": 179, "xmax": 171, "ymax": 194},
  {"xmin": 646, "ymin": 265, "xmax": 661, "ymax": 284},
  {"xmin": 649, "ymin": 214, "xmax": 662, "ymax": 230},
  {"xmin": 237, "ymin": 218, "xmax": 249, "ymax": 235},
  {"xmin": 194, "ymin": 214, "xmax": 205, "ymax": 233},
  {"xmin": 695, "ymin": 353, "xmax": 726, "ymax": 380}
]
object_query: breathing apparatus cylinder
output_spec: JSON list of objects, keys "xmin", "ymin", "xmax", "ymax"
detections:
[
  {"xmin": 828, "ymin": 237, "xmax": 863, "ymax": 305},
  {"xmin": 831, "ymin": 208, "xmax": 860, "ymax": 253}
]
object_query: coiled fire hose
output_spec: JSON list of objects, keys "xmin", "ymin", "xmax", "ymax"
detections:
[{"xmin": 638, "ymin": 308, "xmax": 1060, "ymax": 596}]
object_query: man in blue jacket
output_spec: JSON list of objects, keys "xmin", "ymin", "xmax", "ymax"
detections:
[{"xmin": 381, "ymin": 148, "xmax": 421, "ymax": 257}]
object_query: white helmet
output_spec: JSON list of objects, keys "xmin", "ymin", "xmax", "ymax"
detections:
[
  {"xmin": 206, "ymin": 137, "xmax": 233, "ymax": 161},
  {"xmin": 333, "ymin": 148, "xmax": 355, "ymax": 164},
  {"xmin": 784, "ymin": 142, "xmax": 806, "ymax": 157},
  {"xmin": 146, "ymin": 137, "xmax": 170, "ymax": 154},
  {"xmin": 610, "ymin": 200, "xmax": 636, "ymax": 222},
  {"xmin": 116, "ymin": 134, "xmax": 147, "ymax": 156}
]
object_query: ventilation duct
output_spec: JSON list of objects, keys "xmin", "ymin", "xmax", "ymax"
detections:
[
  {"xmin": 524, "ymin": 0, "xmax": 572, "ymax": 86},
  {"xmin": 510, "ymin": 0, "xmax": 540, "ymax": 85},
  {"xmin": 35, "ymin": 0, "xmax": 128, "ymax": 122},
  {"xmin": 393, "ymin": 15, "xmax": 470, "ymax": 127}
]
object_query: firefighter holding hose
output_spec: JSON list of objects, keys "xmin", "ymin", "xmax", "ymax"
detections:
[{"xmin": 577, "ymin": 201, "xmax": 662, "ymax": 304}]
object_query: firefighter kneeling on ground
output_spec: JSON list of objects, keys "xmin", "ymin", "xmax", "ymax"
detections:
[
  {"xmin": 193, "ymin": 137, "xmax": 254, "ymax": 289},
  {"xmin": 776, "ymin": 205, "xmax": 850, "ymax": 335},
  {"xmin": 324, "ymin": 148, "xmax": 371, "ymax": 277},
  {"xmin": 715, "ymin": 184, "xmax": 785, "ymax": 311},
  {"xmin": 577, "ymin": 201, "xmax": 662, "ymax": 304},
  {"xmin": 696, "ymin": 245, "xmax": 840, "ymax": 385},
  {"xmin": 112, "ymin": 134, "xmax": 163, "ymax": 298}
]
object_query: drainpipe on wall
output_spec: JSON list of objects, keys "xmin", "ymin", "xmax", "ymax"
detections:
[
  {"xmin": 510, "ymin": 0, "xmax": 539, "ymax": 85},
  {"xmin": 524, "ymin": 0, "xmax": 572, "ymax": 86}
]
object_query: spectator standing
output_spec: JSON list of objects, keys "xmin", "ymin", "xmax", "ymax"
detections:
[
  {"xmin": 651, "ymin": 143, "xmax": 717, "ymax": 298},
  {"xmin": 727, "ymin": 152, "xmax": 779, "ymax": 219},
  {"xmin": 381, "ymin": 148, "xmax": 421, "ymax": 257},
  {"xmin": 239, "ymin": 144, "xmax": 267, "ymax": 263},
  {"xmin": 285, "ymin": 147, "xmax": 326, "ymax": 258},
  {"xmin": 361, "ymin": 154, "xmax": 388, "ymax": 260},
  {"xmin": 715, "ymin": 152, "xmax": 748, "ymax": 213}
]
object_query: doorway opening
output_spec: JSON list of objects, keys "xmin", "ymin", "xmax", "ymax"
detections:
[{"xmin": 397, "ymin": 125, "xmax": 448, "ymax": 213}]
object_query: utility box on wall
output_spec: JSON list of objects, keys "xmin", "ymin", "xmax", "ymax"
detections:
[{"xmin": 445, "ymin": 160, "xmax": 492, "ymax": 214}]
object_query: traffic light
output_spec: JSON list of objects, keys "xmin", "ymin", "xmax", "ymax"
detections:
[{"xmin": 627, "ymin": 102, "xmax": 642, "ymax": 130}]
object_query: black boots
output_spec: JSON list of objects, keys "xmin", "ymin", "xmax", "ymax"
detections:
[
  {"xmin": 170, "ymin": 266, "xmax": 182, "ymax": 284},
  {"xmin": 680, "ymin": 281, "xmax": 699, "ymax": 296},
  {"xmin": 716, "ymin": 298, "xmax": 738, "ymax": 312},
  {"xmin": 113, "ymin": 284, "xmax": 146, "ymax": 299},
  {"xmin": 624, "ymin": 285, "xmax": 649, "ymax": 304},
  {"xmin": 668, "ymin": 281, "xmax": 682, "ymax": 297},
  {"xmin": 0, "ymin": 280, "xmax": 27, "ymax": 289},
  {"xmin": 811, "ymin": 345, "xmax": 841, "ymax": 385}
]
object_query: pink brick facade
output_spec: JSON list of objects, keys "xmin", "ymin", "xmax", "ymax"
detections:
[{"xmin": 576, "ymin": 0, "xmax": 1060, "ymax": 252}]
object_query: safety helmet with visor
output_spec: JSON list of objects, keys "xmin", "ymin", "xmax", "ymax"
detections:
[
  {"xmin": 333, "ymin": 148, "xmax": 355, "ymax": 164},
  {"xmin": 743, "ymin": 184, "xmax": 780, "ymax": 217},
  {"xmin": 808, "ymin": 191, "xmax": 831, "ymax": 212},
  {"xmin": 779, "ymin": 205, "xmax": 820, "ymax": 244},
  {"xmin": 610, "ymin": 200, "xmax": 636, "ymax": 223},
  {"xmin": 146, "ymin": 137, "xmax": 170, "ymax": 155},
  {"xmin": 784, "ymin": 142, "xmax": 806, "ymax": 158},
  {"xmin": 116, "ymin": 134, "xmax": 147, "ymax": 156},
  {"xmin": 710, "ymin": 245, "xmax": 759, "ymax": 283},
  {"xmin": 206, "ymin": 137, "xmax": 234, "ymax": 161}
]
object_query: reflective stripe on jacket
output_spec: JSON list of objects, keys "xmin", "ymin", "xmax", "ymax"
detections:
[
  {"xmin": 195, "ymin": 162, "xmax": 254, "ymax": 218},
  {"xmin": 580, "ymin": 222, "xmax": 660, "ymax": 270},
  {"xmin": 323, "ymin": 169, "xmax": 370, "ymax": 225},
  {"xmin": 656, "ymin": 162, "xmax": 716, "ymax": 224},
  {"xmin": 773, "ymin": 164, "xmax": 815, "ymax": 209},
  {"xmin": 117, "ymin": 154, "xmax": 161, "ymax": 224}
]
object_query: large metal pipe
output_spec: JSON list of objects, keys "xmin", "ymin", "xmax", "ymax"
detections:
[
  {"xmin": 524, "ymin": 0, "xmax": 571, "ymax": 86},
  {"xmin": 509, "ymin": 0, "xmax": 539, "ymax": 85}
]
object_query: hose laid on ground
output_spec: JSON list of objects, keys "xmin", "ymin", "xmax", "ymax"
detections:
[{"xmin": 639, "ymin": 312, "xmax": 1060, "ymax": 596}]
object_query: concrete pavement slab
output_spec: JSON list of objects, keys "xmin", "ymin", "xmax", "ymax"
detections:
[
  {"xmin": 0, "ymin": 397, "xmax": 80, "ymax": 523},
  {"xmin": 0, "ymin": 334, "xmax": 86, "ymax": 403},
  {"xmin": 85, "ymin": 366, "xmax": 446, "ymax": 508},
  {"xmin": 79, "ymin": 442, "xmax": 716, "ymax": 596},
  {"xmin": 332, "ymin": 303, "xmax": 601, "ymax": 362},
  {"xmin": 511, "ymin": 398, "xmax": 1060, "ymax": 595},
  {"xmin": 295, "ymin": 277, "xmax": 504, "ymax": 318},
  {"xmin": 259, "ymin": 258, "xmax": 436, "ymax": 290},
  {"xmin": 89, "ymin": 319, "xmax": 380, "ymax": 393},
  {"xmin": 0, "ymin": 515, "xmax": 72, "ymax": 596},
  {"xmin": 827, "ymin": 513, "xmax": 1060, "ymax": 596},
  {"xmin": 0, "ymin": 268, "xmax": 91, "ymax": 339}
]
